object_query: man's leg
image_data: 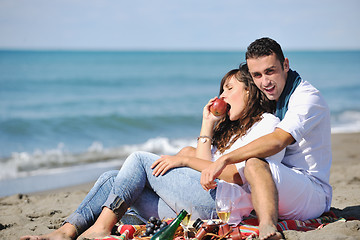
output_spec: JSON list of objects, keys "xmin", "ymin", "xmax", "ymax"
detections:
[{"xmin": 244, "ymin": 158, "xmax": 284, "ymax": 240}]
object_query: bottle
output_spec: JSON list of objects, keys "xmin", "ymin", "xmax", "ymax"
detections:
[{"xmin": 150, "ymin": 209, "xmax": 188, "ymax": 240}]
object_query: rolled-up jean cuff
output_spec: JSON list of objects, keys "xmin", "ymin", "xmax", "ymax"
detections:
[
  {"xmin": 102, "ymin": 192, "xmax": 128, "ymax": 219},
  {"xmin": 64, "ymin": 212, "xmax": 89, "ymax": 236}
]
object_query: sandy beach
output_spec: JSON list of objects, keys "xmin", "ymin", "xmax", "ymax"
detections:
[{"xmin": 1, "ymin": 132, "xmax": 359, "ymax": 239}]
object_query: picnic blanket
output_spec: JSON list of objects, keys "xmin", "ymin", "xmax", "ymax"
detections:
[
  {"xmin": 239, "ymin": 211, "xmax": 341, "ymax": 238},
  {"xmin": 95, "ymin": 211, "xmax": 352, "ymax": 240}
]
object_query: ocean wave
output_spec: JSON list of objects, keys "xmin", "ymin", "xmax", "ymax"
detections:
[
  {"xmin": 0, "ymin": 114, "xmax": 201, "ymax": 158},
  {"xmin": 331, "ymin": 110, "xmax": 360, "ymax": 133},
  {"xmin": 0, "ymin": 137, "xmax": 197, "ymax": 181},
  {"xmin": 1, "ymin": 110, "xmax": 359, "ymax": 182}
]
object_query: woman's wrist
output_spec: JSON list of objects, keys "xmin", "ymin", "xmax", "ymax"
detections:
[
  {"xmin": 200, "ymin": 121, "xmax": 214, "ymax": 136},
  {"xmin": 182, "ymin": 156, "xmax": 190, "ymax": 167},
  {"xmin": 197, "ymin": 136, "xmax": 212, "ymax": 144},
  {"xmin": 202, "ymin": 117, "xmax": 216, "ymax": 127}
]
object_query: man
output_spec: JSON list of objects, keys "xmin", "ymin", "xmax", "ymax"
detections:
[{"xmin": 200, "ymin": 37, "xmax": 332, "ymax": 240}]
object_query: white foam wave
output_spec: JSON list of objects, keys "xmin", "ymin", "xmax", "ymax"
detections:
[
  {"xmin": 2, "ymin": 109, "xmax": 359, "ymax": 182},
  {"xmin": 331, "ymin": 110, "xmax": 360, "ymax": 133},
  {"xmin": 0, "ymin": 137, "xmax": 197, "ymax": 181}
]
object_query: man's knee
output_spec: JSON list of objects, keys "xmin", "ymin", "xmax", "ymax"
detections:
[
  {"xmin": 244, "ymin": 158, "xmax": 271, "ymax": 179},
  {"xmin": 176, "ymin": 146, "xmax": 196, "ymax": 157},
  {"xmin": 244, "ymin": 158, "xmax": 278, "ymax": 197}
]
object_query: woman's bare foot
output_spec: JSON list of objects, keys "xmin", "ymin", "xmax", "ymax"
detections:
[
  {"xmin": 259, "ymin": 223, "xmax": 285, "ymax": 240},
  {"xmin": 76, "ymin": 207, "xmax": 118, "ymax": 240},
  {"xmin": 76, "ymin": 225, "xmax": 111, "ymax": 240},
  {"xmin": 20, "ymin": 223, "xmax": 77, "ymax": 240}
]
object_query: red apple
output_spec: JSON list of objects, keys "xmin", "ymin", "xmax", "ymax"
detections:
[{"xmin": 210, "ymin": 98, "xmax": 227, "ymax": 116}]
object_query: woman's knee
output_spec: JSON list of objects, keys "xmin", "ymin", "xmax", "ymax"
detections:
[
  {"xmin": 122, "ymin": 151, "xmax": 159, "ymax": 172},
  {"xmin": 95, "ymin": 170, "xmax": 118, "ymax": 186},
  {"xmin": 126, "ymin": 151, "xmax": 154, "ymax": 165}
]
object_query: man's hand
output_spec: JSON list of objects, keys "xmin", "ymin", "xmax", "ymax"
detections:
[{"xmin": 200, "ymin": 157, "xmax": 227, "ymax": 191}]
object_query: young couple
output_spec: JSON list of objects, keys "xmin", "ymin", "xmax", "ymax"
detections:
[{"xmin": 21, "ymin": 37, "xmax": 332, "ymax": 240}]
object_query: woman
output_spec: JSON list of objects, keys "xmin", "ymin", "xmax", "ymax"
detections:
[{"xmin": 21, "ymin": 64, "xmax": 284, "ymax": 240}]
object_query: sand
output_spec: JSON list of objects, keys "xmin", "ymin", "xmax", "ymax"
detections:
[{"xmin": 1, "ymin": 133, "xmax": 359, "ymax": 239}]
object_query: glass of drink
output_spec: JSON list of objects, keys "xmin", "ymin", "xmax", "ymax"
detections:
[
  {"xmin": 175, "ymin": 202, "xmax": 193, "ymax": 239},
  {"xmin": 215, "ymin": 197, "xmax": 232, "ymax": 224}
]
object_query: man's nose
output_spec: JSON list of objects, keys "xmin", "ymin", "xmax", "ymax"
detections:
[{"xmin": 262, "ymin": 76, "xmax": 271, "ymax": 86}]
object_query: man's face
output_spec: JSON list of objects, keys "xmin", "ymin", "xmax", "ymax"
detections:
[{"xmin": 247, "ymin": 53, "xmax": 289, "ymax": 101}]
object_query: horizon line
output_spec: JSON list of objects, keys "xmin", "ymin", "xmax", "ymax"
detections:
[{"xmin": 1, "ymin": 47, "xmax": 360, "ymax": 52}]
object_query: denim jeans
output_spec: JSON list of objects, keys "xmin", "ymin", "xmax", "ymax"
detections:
[{"xmin": 65, "ymin": 151, "xmax": 217, "ymax": 234}]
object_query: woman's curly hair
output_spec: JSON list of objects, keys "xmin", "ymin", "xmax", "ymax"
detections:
[{"xmin": 212, "ymin": 63, "xmax": 276, "ymax": 153}]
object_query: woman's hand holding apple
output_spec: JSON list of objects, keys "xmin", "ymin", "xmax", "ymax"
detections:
[{"xmin": 210, "ymin": 98, "xmax": 227, "ymax": 116}]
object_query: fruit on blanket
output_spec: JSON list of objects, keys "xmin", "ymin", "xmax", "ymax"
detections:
[
  {"xmin": 210, "ymin": 98, "xmax": 227, "ymax": 116},
  {"xmin": 144, "ymin": 216, "xmax": 168, "ymax": 236}
]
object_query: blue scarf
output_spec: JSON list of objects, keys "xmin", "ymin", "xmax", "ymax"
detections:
[{"xmin": 275, "ymin": 69, "xmax": 302, "ymax": 120}]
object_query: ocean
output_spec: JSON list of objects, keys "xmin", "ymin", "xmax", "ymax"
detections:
[{"xmin": 1, "ymin": 50, "xmax": 359, "ymax": 196}]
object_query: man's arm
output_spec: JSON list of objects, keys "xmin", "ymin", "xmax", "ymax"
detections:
[
  {"xmin": 200, "ymin": 128, "xmax": 294, "ymax": 190},
  {"xmin": 224, "ymin": 128, "xmax": 294, "ymax": 164}
]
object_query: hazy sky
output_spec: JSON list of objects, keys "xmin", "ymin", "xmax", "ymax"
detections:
[{"xmin": 0, "ymin": 0, "xmax": 359, "ymax": 50}]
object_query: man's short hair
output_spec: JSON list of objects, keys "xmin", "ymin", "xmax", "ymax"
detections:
[{"xmin": 246, "ymin": 37, "xmax": 285, "ymax": 67}]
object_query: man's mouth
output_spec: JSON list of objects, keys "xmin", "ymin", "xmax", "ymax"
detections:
[{"xmin": 264, "ymin": 85, "xmax": 275, "ymax": 93}]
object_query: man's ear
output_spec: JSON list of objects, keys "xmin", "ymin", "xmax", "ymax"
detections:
[{"xmin": 283, "ymin": 58, "xmax": 290, "ymax": 72}]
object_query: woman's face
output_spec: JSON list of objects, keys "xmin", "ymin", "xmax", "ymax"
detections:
[{"xmin": 220, "ymin": 76, "xmax": 248, "ymax": 121}]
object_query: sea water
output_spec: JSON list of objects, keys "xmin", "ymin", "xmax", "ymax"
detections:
[{"xmin": 0, "ymin": 50, "xmax": 359, "ymax": 196}]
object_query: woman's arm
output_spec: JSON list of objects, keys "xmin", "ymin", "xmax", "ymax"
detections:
[
  {"xmin": 195, "ymin": 97, "xmax": 223, "ymax": 160},
  {"xmin": 195, "ymin": 120, "xmax": 214, "ymax": 161}
]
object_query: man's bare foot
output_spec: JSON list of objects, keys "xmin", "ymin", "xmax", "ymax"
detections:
[
  {"xmin": 259, "ymin": 223, "xmax": 285, "ymax": 240},
  {"xmin": 20, "ymin": 229, "xmax": 74, "ymax": 240},
  {"xmin": 76, "ymin": 225, "xmax": 111, "ymax": 240}
]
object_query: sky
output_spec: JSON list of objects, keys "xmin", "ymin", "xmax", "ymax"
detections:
[{"xmin": 0, "ymin": 0, "xmax": 359, "ymax": 51}]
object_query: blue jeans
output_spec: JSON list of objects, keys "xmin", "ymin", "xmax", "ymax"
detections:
[{"xmin": 65, "ymin": 151, "xmax": 216, "ymax": 234}]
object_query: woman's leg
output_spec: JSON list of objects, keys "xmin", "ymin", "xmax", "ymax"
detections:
[
  {"xmin": 131, "ymin": 185, "xmax": 177, "ymax": 219},
  {"xmin": 66, "ymin": 170, "xmax": 119, "ymax": 234},
  {"xmin": 80, "ymin": 151, "xmax": 216, "ymax": 239},
  {"xmin": 109, "ymin": 151, "xmax": 216, "ymax": 219},
  {"xmin": 20, "ymin": 147, "xmax": 204, "ymax": 240}
]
